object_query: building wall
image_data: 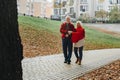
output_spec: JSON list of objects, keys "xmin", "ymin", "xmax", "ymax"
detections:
[
  {"xmin": 74, "ymin": 0, "xmax": 80, "ymax": 18},
  {"xmin": 17, "ymin": 0, "xmax": 53, "ymax": 18},
  {"xmin": 89, "ymin": 0, "xmax": 96, "ymax": 17},
  {"xmin": 46, "ymin": 3, "xmax": 54, "ymax": 18},
  {"xmin": 33, "ymin": 2, "xmax": 41, "ymax": 17},
  {"xmin": 17, "ymin": 0, "xmax": 27, "ymax": 14},
  {"xmin": 23, "ymin": 0, "xmax": 119, "ymax": 20}
]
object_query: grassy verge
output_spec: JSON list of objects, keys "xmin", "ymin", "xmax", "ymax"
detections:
[
  {"xmin": 18, "ymin": 16, "xmax": 61, "ymax": 34},
  {"xmin": 18, "ymin": 16, "xmax": 120, "ymax": 57},
  {"xmin": 84, "ymin": 26, "xmax": 120, "ymax": 50}
]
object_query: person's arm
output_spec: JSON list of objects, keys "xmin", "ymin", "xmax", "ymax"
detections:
[
  {"xmin": 68, "ymin": 23, "xmax": 76, "ymax": 35},
  {"xmin": 60, "ymin": 23, "xmax": 67, "ymax": 34},
  {"xmin": 72, "ymin": 24, "xmax": 76, "ymax": 32}
]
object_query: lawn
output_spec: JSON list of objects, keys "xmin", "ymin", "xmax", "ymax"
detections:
[
  {"xmin": 18, "ymin": 16, "xmax": 61, "ymax": 34},
  {"xmin": 84, "ymin": 26, "xmax": 120, "ymax": 50},
  {"xmin": 18, "ymin": 16, "xmax": 120, "ymax": 57}
]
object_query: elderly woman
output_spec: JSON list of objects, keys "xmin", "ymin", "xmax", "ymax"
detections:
[{"xmin": 69, "ymin": 21, "xmax": 85, "ymax": 65}]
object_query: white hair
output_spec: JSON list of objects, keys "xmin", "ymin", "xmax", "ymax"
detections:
[
  {"xmin": 76, "ymin": 21, "xmax": 83, "ymax": 26},
  {"xmin": 65, "ymin": 15, "xmax": 71, "ymax": 20}
]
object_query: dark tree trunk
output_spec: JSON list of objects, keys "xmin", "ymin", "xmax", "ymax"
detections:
[{"xmin": 0, "ymin": 0, "xmax": 23, "ymax": 80}]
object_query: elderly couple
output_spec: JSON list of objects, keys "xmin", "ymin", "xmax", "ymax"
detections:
[{"xmin": 60, "ymin": 16, "xmax": 85, "ymax": 65}]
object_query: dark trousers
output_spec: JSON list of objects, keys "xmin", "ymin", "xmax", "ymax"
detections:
[
  {"xmin": 62, "ymin": 37, "xmax": 73, "ymax": 62},
  {"xmin": 74, "ymin": 46, "xmax": 83, "ymax": 60}
]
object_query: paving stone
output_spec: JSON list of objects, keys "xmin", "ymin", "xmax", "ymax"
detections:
[{"xmin": 22, "ymin": 48, "xmax": 120, "ymax": 80}]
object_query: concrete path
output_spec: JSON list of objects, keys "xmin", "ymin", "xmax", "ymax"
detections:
[
  {"xmin": 22, "ymin": 48, "xmax": 120, "ymax": 80},
  {"xmin": 84, "ymin": 23, "xmax": 120, "ymax": 33}
]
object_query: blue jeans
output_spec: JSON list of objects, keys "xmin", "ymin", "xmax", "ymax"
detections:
[
  {"xmin": 62, "ymin": 37, "xmax": 73, "ymax": 62},
  {"xmin": 74, "ymin": 46, "xmax": 83, "ymax": 60}
]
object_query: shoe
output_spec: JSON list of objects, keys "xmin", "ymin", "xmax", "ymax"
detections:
[
  {"xmin": 78, "ymin": 59, "xmax": 81, "ymax": 65},
  {"xmin": 78, "ymin": 62, "xmax": 81, "ymax": 65},
  {"xmin": 69, "ymin": 60, "xmax": 71, "ymax": 62},
  {"xmin": 75, "ymin": 58, "xmax": 79, "ymax": 63},
  {"xmin": 67, "ymin": 62, "xmax": 71, "ymax": 64},
  {"xmin": 64, "ymin": 61, "xmax": 67, "ymax": 63}
]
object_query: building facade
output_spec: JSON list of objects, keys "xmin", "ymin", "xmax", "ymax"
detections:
[
  {"xmin": 53, "ymin": 0, "xmax": 96, "ymax": 20},
  {"xmin": 53, "ymin": 0, "xmax": 120, "ymax": 20},
  {"xmin": 17, "ymin": 0, "xmax": 53, "ymax": 18}
]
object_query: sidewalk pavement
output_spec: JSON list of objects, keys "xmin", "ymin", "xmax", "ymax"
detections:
[
  {"xmin": 22, "ymin": 48, "xmax": 120, "ymax": 80},
  {"xmin": 84, "ymin": 23, "xmax": 120, "ymax": 33}
]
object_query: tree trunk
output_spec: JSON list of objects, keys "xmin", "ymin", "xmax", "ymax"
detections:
[{"xmin": 0, "ymin": 0, "xmax": 23, "ymax": 80}]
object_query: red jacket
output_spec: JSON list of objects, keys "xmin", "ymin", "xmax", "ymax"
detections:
[
  {"xmin": 60, "ymin": 22, "xmax": 76, "ymax": 38},
  {"xmin": 71, "ymin": 26, "xmax": 85, "ymax": 43}
]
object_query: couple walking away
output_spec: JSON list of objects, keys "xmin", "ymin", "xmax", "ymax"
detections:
[{"xmin": 60, "ymin": 16, "xmax": 85, "ymax": 65}]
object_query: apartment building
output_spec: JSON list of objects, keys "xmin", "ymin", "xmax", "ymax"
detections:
[
  {"xmin": 53, "ymin": 0, "xmax": 120, "ymax": 20},
  {"xmin": 107, "ymin": 0, "xmax": 120, "ymax": 12},
  {"xmin": 17, "ymin": 0, "xmax": 53, "ymax": 18},
  {"xmin": 17, "ymin": 0, "xmax": 28, "ymax": 14},
  {"xmin": 53, "ymin": 0, "xmax": 95, "ymax": 20}
]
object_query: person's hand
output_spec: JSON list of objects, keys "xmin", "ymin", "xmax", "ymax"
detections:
[
  {"xmin": 68, "ymin": 31, "xmax": 72, "ymax": 35},
  {"xmin": 65, "ymin": 34, "xmax": 69, "ymax": 37}
]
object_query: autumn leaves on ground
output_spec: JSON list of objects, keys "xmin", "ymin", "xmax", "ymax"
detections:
[
  {"xmin": 19, "ymin": 16, "xmax": 62, "ymax": 57},
  {"xmin": 19, "ymin": 26, "xmax": 61, "ymax": 57},
  {"xmin": 18, "ymin": 16, "xmax": 120, "ymax": 58}
]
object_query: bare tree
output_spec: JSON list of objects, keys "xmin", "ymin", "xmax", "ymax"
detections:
[{"xmin": 0, "ymin": 0, "xmax": 23, "ymax": 80}]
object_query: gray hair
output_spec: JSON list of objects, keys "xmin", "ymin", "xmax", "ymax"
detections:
[{"xmin": 65, "ymin": 15, "xmax": 71, "ymax": 20}]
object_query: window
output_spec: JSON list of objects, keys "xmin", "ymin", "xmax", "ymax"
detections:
[
  {"xmin": 69, "ymin": 0, "xmax": 74, "ymax": 6},
  {"xmin": 55, "ymin": 2, "xmax": 59, "ymax": 5},
  {"xmin": 85, "ymin": 5, "xmax": 88, "ymax": 11},
  {"xmin": 110, "ymin": 0, "xmax": 120, "ymax": 4},
  {"xmin": 62, "ymin": 1, "xmax": 66, "ymax": 7},
  {"xmin": 59, "ymin": 9, "xmax": 61, "ymax": 15},
  {"xmin": 109, "ymin": 0, "xmax": 112, "ymax": 4},
  {"xmin": 55, "ymin": 0, "xmax": 61, "ymax": 6},
  {"xmin": 80, "ymin": 0, "xmax": 87, "ymax": 4},
  {"xmin": 54, "ymin": 9, "xmax": 59, "ymax": 15},
  {"xmin": 114, "ymin": 0, "xmax": 117, "ymax": 4},
  {"xmin": 109, "ymin": 6, "xmax": 114, "ymax": 10},
  {"xmin": 118, "ymin": 0, "xmax": 120, "ymax": 4},
  {"xmin": 80, "ymin": 6, "xmax": 83, "ymax": 11},
  {"xmin": 26, "ymin": 2, "xmax": 29, "ymax": 7},
  {"xmin": 80, "ymin": 0, "xmax": 84, "ymax": 2},
  {"xmin": 97, "ymin": 6, "xmax": 99, "ymax": 10},
  {"xmin": 70, "ymin": 7, "xmax": 74, "ymax": 14},
  {"xmin": 80, "ymin": 5, "xmax": 88, "ymax": 12},
  {"xmin": 97, "ymin": 5, "xmax": 103, "ymax": 10},
  {"xmin": 62, "ymin": 9, "xmax": 66, "ymax": 15},
  {"xmin": 84, "ymin": 0, "xmax": 87, "ymax": 2}
]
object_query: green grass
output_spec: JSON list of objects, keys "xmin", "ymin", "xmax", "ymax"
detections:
[
  {"xmin": 18, "ymin": 16, "xmax": 61, "ymax": 34},
  {"xmin": 18, "ymin": 16, "xmax": 120, "ymax": 51},
  {"xmin": 84, "ymin": 26, "xmax": 120, "ymax": 49}
]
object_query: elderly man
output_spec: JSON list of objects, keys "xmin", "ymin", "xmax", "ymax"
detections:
[{"xmin": 60, "ymin": 16, "xmax": 76, "ymax": 64}]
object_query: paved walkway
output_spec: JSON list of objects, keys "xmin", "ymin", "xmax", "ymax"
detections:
[
  {"xmin": 84, "ymin": 23, "xmax": 120, "ymax": 33},
  {"xmin": 22, "ymin": 48, "xmax": 120, "ymax": 80}
]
